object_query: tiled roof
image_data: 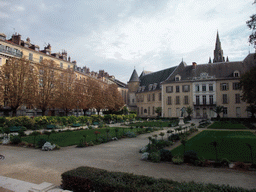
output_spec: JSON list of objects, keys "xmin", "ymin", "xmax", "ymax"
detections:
[
  {"xmin": 138, "ymin": 66, "xmax": 177, "ymax": 92},
  {"xmin": 164, "ymin": 54, "xmax": 256, "ymax": 83},
  {"xmin": 128, "ymin": 69, "xmax": 139, "ymax": 82}
]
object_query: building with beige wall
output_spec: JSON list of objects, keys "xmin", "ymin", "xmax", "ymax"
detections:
[
  {"xmin": 128, "ymin": 32, "xmax": 256, "ymax": 119},
  {"xmin": 0, "ymin": 32, "xmax": 127, "ymax": 116}
]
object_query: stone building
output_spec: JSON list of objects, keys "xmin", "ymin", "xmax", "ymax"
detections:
[{"xmin": 128, "ymin": 32, "xmax": 256, "ymax": 118}]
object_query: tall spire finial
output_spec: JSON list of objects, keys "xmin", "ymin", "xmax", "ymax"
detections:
[{"xmin": 213, "ymin": 30, "xmax": 225, "ymax": 63}]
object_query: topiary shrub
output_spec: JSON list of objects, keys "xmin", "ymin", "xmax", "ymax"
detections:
[
  {"xmin": 184, "ymin": 150, "xmax": 198, "ymax": 164},
  {"xmin": 220, "ymin": 158, "xmax": 230, "ymax": 167},
  {"xmin": 10, "ymin": 136, "xmax": 21, "ymax": 145},
  {"xmin": 159, "ymin": 149, "xmax": 173, "ymax": 162},
  {"xmin": 149, "ymin": 152, "xmax": 161, "ymax": 163},
  {"xmin": 168, "ymin": 133, "xmax": 180, "ymax": 141},
  {"xmin": 37, "ymin": 138, "xmax": 47, "ymax": 148},
  {"xmin": 172, "ymin": 156, "xmax": 184, "ymax": 165}
]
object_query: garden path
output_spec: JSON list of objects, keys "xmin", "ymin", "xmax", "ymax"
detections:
[{"xmin": 1, "ymin": 120, "xmax": 256, "ymax": 190}]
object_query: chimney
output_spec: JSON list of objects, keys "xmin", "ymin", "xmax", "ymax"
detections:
[
  {"xmin": 11, "ymin": 33, "xmax": 21, "ymax": 45},
  {"xmin": 192, "ymin": 62, "xmax": 197, "ymax": 69},
  {"xmin": 68, "ymin": 56, "xmax": 71, "ymax": 62}
]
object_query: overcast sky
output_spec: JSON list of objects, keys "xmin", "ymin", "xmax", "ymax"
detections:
[{"xmin": 1, "ymin": 0, "xmax": 255, "ymax": 83}]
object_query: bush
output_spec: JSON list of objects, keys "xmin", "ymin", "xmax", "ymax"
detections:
[
  {"xmin": 168, "ymin": 133, "xmax": 180, "ymax": 141},
  {"xmin": 159, "ymin": 149, "xmax": 173, "ymax": 162},
  {"xmin": 124, "ymin": 131, "xmax": 136, "ymax": 138},
  {"xmin": 62, "ymin": 166, "xmax": 255, "ymax": 192},
  {"xmin": 220, "ymin": 158, "xmax": 230, "ymax": 167},
  {"xmin": 184, "ymin": 150, "xmax": 198, "ymax": 164},
  {"xmin": 149, "ymin": 151, "xmax": 161, "ymax": 163},
  {"xmin": 10, "ymin": 136, "xmax": 21, "ymax": 145},
  {"xmin": 233, "ymin": 162, "xmax": 248, "ymax": 170},
  {"xmin": 172, "ymin": 156, "xmax": 184, "ymax": 165},
  {"xmin": 37, "ymin": 138, "xmax": 47, "ymax": 148}
]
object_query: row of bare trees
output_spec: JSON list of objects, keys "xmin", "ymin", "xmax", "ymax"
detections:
[{"xmin": 0, "ymin": 58, "xmax": 124, "ymax": 116}]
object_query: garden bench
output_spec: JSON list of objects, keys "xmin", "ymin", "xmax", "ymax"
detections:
[
  {"xmin": 93, "ymin": 122, "xmax": 99, "ymax": 125},
  {"xmin": 72, "ymin": 123, "xmax": 81, "ymax": 127},
  {"xmin": 46, "ymin": 124, "xmax": 56, "ymax": 129},
  {"xmin": 9, "ymin": 126, "xmax": 22, "ymax": 132}
]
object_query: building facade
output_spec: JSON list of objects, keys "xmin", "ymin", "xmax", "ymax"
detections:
[
  {"xmin": 0, "ymin": 32, "xmax": 127, "ymax": 116},
  {"xmin": 128, "ymin": 32, "xmax": 256, "ymax": 119}
]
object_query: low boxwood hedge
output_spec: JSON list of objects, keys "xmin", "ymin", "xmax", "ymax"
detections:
[{"xmin": 61, "ymin": 166, "xmax": 255, "ymax": 192}]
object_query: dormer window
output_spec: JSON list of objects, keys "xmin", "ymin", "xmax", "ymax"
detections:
[
  {"xmin": 138, "ymin": 87, "xmax": 142, "ymax": 92},
  {"xmin": 142, "ymin": 86, "xmax": 145, "ymax": 92},
  {"xmin": 153, "ymin": 83, "xmax": 157, "ymax": 90},
  {"xmin": 148, "ymin": 84, "xmax": 153, "ymax": 91},
  {"xmin": 175, "ymin": 74, "xmax": 181, "ymax": 81},
  {"xmin": 234, "ymin": 70, "xmax": 240, "ymax": 77}
]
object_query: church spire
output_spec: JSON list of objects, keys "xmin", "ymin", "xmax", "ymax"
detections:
[{"xmin": 213, "ymin": 31, "xmax": 225, "ymax": 63}]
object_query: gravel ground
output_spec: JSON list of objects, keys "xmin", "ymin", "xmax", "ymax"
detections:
[{"xmin": 1, "ymin": 128, "xmax": 256, "ymax": 190}]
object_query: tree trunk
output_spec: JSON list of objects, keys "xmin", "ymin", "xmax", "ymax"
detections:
[
  {"xmin": 83, "ymin": 109, "xmax": 88, "ymax": 116},
  {"xmin": 42, "ymin": 109, "xmax": 46, "ymax": 116},
  {"xmin": 65, "ymin": 109, "xmax": 69, "ymax": 116},
  {"xmin": 12, "ymin": 108, "xmax": 17, "ymax": 117}
]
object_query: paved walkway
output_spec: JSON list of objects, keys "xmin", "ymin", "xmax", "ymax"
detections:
[{"xmin": 1, "ymin": 120, "xmax": 256, "ymax": 191}]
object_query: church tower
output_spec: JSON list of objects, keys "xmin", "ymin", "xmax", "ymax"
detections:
[
  {"xmin": 213, "ymin": 31, "xmax": 225, "ymax": 63},
  {"xmin": 127, "ymin": 69, "xmax": 139, "ymax": 111}
]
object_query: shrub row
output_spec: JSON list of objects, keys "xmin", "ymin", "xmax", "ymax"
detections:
[
  {"xmin": 0, "ymin": 114, "xmax": 137, "ymax": 130},
  {"xmin": 61, "ymin": 166, "xmax": 255, "ymax": 192}
]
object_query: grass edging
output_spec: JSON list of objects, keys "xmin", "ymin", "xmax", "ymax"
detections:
[{"xmin": 61, "ymin": 166, "xmax": 254, "ymax": 192}]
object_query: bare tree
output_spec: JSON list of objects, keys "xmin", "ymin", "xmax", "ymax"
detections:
[
  {"xmin": 0, "ymin": 58, "xmax": 38, "ymax": 116},
  {"xmin": 35, "ymin": 59, "xmax": 58, "ymax": 116}
]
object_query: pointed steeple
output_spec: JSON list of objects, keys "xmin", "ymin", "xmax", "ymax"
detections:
[
  {"xmin": 209, "ymin": 57, "xmax": 212, "ymax": 63},
  {"xmin": 213, "ymin": 31, "xmax": 225, "ymax": 63},
  {"xmin": 128, "ymin": 69, "xmax": 139, "ymax": 83},
  {"xmin": 226, "ymin": 56, "xmax": 229, "ymax": 62}
]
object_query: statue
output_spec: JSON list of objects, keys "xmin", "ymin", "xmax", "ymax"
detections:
[{"xmin": 180, "ymin": 107, "xmax": 186, "ymax": 117}]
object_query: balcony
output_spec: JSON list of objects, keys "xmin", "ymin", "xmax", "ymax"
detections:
[
  {"xmin": 193, "ymin": 101, "xmax": 216, "ymax": 106},
  {"xmin": 0, "ymin": 46, "xmax": 23, "ymax": 58}
]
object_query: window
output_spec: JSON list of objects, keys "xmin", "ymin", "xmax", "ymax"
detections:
[
  {"xmin": 176, "ymin": 108, "xmax": 180, "ymax": 117},
  {"xmin": 152, "ymin": 106, "xmax": 155, "ymax": 114},
  {"xmin": 176, "ymin": 96, "xmax": 180, "ymax": 105},
  {"xmin": 203, "ymin": 95, "xmax": 206, "ymax": 105},
  {"xmin": 144, "ymin": 109, "xmax": 147, "ymax": 113},
  {"xmin": 167, "ymin": 96, "xmax": 172, "ymax": 105},
  {"xmin": 137, "ymin": 108, "xmax": 140, "ymax": 115},
  {"xmin": 148, "ymin": 84, "xmax": 153, "ymax": 91},
  {"xmin": 221, "ymin": 83, "xmax": 228, "ymax": 91},
  {"xmin": 159, "ymin": 93, "xmax": 161, "ymax": 101},
  {"xmin": 147, "ymin": 94, "xmax": 151, "ymax": 102},
  {"xmin": 233, "ymin": 82, "xmax": 241, "ymax": 90},
  {"xmin": 195, "ymin": 85, "xmax": 200, "ymax": 92},
  {"xmin": 234, "ymin": 71, "xmax": 240, "ymax": 77},
  {"xmin": 29, "ymin": 53, "xmax": 33, "ymax": 61},
  {"xmin": 196, "ymin": 96, "xmax": 200, "ymax": 105},
  {"xmin": 153, "ymin": 83, "xmax": 157, "ymax": 90},
  {"xmin": 209, "ymin": 95, "xmax": 213, "ymax": 105},
  {"xmin": 176, "ymin": 85, "xmax": 180, "ymax": 93},
  {"xmin": 148, "ymin": 107, "xmax": 150, "ymax": 115},
  {"xmin": 166, "ymin": 86, "xmax": 173, "ymax": 93},
  {"xmin": 39, "ymin": 56, "xmax": 43, "ymax": 63},
  {"xmin": 182, "ymin": 85, "xmax": 190, "ymax": 92},
  {"xmin": 209, "ymin": 84, "xmax": 213, "ymax": 91},
  {"xmin": 175, "ymin": 75, "xmax": 180, "ymax": 81},
  {"xmin": 223, "ymin": 94, "xmax": 228, "ymax": 104},
  {"xmin": 184, "ymin": 96, "xmax": 189, "ymax": 104},
  {"xmin": 202, "ymin": 84, "xmax": 206, "ymax": 92},
  {"xmin": 223, "ymin": 107, "xmax": 228, "ymax": 117},
  {"xmin": 235, "ymin": 94, "xmax": 240, "ymax": 103},
  {"xmin": 141, "ymin": 107, "xmax": 143, "ymax": 115},
  {"xmin": 152, "ymin": 93, "xmax": 155, "ymax": 101},
  {"xmin": 60, "ymin": 62, "xmax": 63, "ymax": 68}
]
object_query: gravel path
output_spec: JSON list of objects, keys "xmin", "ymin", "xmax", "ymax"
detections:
[{"xmin": 1, "ymin": 128, "xmax": 256, "ymax": 190}]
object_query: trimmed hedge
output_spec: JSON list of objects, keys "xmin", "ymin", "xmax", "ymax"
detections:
[{"xmin": 61, "ymin": 166, "xmax": 255, "ymax": 192}]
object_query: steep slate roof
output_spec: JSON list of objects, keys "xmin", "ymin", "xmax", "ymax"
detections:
[
  {"xmin": 109, "ymin": 78, "xmax": 127, "ymax": 88},
  {"xmin": 163, "ymin": 53, "xmax": 256, "ymax": 83},
  {"xmin": 128, "ymin": 69, "xmax": 139, "ymax": 82},
  {"xmin": 138, "ymin": 66, "xmax": 177, "ymax": 92}
]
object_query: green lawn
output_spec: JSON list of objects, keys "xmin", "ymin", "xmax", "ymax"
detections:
[
  {"xmin": 171, "ymin": 130, "xmax": 256, "ymax": 162},
  {"xmin": 208, "ymin": 121, "xmax": 247, "ymax": 129},
  {"xmin": 22, "ymin": 127, "xmax": 139, "ymax": 147}
]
